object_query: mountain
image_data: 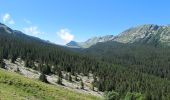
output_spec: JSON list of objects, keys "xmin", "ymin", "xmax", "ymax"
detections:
[
  {"xmin": 0, "ymin": 22, "xmax": 102, "ymax": 78},
  {"xmin": 66, "ymin": 35, "xmax": 115, "ymax": 48},
  {"xmin": 66, "ymin": 41, "xmax": 80, "ymax": 48},
  {"xmin": 114, "ymin": 24, "xmax": 170, "ymax": 45},
  {"xmin": 67, "ymin": 24, "xmax": 170, "ymax": 48},
  {"xmin": 0, "ymin": 23, "xmax": 13, "ymax": 34},
  {"xmin": 1, "ymin": 23, "xmax": 170, "ymax": 99},
  {"xmin": 0, "ymin": 23, "xmax": 54, "ymax": 46}
]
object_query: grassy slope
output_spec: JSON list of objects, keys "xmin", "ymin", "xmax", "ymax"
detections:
[{"xmin": 0, "ymin": 68, "xmax": 102, "ymax": 100}]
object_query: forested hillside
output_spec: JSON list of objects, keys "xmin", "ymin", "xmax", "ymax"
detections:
[
  {"xmin": 0, "ymin": 23, "xmax": 99, "ymax": 75},
  {"xmin": 70, "ymin": 42, "xmax": 170, "ymax": 99},
  {"xmin": 1, "ymin": 23, "xmax": 170, "ymax": 100},
  {"xmin": 83, "ymin": 41, "xmax": 170, "ymax": 80}
]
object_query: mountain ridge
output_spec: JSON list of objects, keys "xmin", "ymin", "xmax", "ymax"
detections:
[
  {"xmin": 66, "ymin": 35, "xmax": 115, "ymax": 48},
  {"xmin": 67, "ymin": 24, "xmax": 170, "ymax": 48},
  {"xmin": 1, "ymin": 23, "xmax": 170, "ymax": 99},
  {"xmin": 0, "ymin": 23, "xmax": 59, "ymax": 46}
]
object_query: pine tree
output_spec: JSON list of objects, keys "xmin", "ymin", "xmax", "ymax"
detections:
[
  {"xmin": 25, "ymin": 60, "xmax": 29, "ymax": 67},
  {"xmin": 68, "ymin": 73, "xmax": 72, "ymax": 82},
  {"xmin": 145, "ymin": 91, "xmax": 152, "ymax": 100},
  {"xmin": 98, "ymin": 82, "xmax": 103, "ymax": 91},
  {"xmin": 39, "ymin": 73, "xmax": 48, "ymax": 83},
  {"xmin": 46, "ymin": 65, "xmax": 51, "ymax": 74},
  {"xmin": 0, "ymin": 56, "xmax": 5, "ymax": 69},
  {"xmin": 11, "ymin": 54, "xmax": 17, "ymax": 63},
  {"xmin": 104, "ymin": 91, "xmax": 119, "ymax": 100},
  {"xmin": 91, "ymin": 81, "xmax": 95, "ymax": 91},
  {"xmin": 80, "ymin": 79, "xmax": 84, "ymax": 89},
  {"xmin": 57, "ymin": 70, "xmax": 62, "ymax": 85},
  {"xmin": 58, "ymin": 70, "xmax": 63, "ymax": 78},
  {"xmin": 41, "ymin": 64, "xmax": 51, "ymax": 75},
  {"xmin": 57, "ymin": 77, "xmax": 62, "ymax": 85},
  {"xmin": 75, "ymin": 73, "xmax": 78, "ymax": 81}
]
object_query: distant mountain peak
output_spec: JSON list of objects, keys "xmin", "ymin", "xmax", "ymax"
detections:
[
  {"xmin": 114, "ymin": 24, "xmax": 170, "ymax": 44},
  {"xmin": 66, "ymin": 35, "xmax": 115, "ymax": 48},
  {"xmin": 67, "ymin": 24, "xmax": 170, "ymax": 48},
  {"xmin": 66, "ymin": 41, "xmax": 80, "ymax": 48}
]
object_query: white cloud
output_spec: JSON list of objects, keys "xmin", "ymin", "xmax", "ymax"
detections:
[
  {"xmin": 2, "ymin": 13, "xmax": 15, "ymax": 25},
  {"xmin": 2, "ymin": 13, "xmax": 10, "ymax": 22},
  {"xmin": 23, "ymin": 26, "xmax": 41, "ymax": 35},
  {"xmin": 24, "ymin": 19, "xmax": 31, "ymax": 24},
  {"xmin": 57, "ymin": 29, "xmax": 74, "ymax": 43}
]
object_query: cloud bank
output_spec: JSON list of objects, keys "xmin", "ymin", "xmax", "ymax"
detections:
[
  {"xmin": 57, "ymin": 29, "xmax": 74, "ymax": 43},
  {"xmin": 2, "ymin": 13, "xmax": 15, "ymax": 25}
]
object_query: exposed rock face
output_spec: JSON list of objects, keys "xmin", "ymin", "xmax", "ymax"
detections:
[
  {"xmin": 114, "ymin": 24, "xmax": 170, "ymax": 45},
  {"xmin": 114, "ymin": 24, "xmax": 159, "ymax": 43},
  {"xmin": 67, "ymin": 35, "xmax": 115, "ymax": 48},
  {"xmin": 67, "ymin": 24, "xmax": 170, "ymax": 48}
]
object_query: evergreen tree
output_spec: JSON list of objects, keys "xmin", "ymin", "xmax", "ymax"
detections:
[
  {"xmin": 91, "ymin": 81, "xmax": 95, "ymax": 91},
  {"xmin": 57, "ymin": 70, "xmax": 63, "ymax": 85},
  {"xmin": 104, "ymin": 91, "xmax": 119, "ymax": 100},
  {"xmin": 41, "ymin": 64, "xmax": 51, "ymax": 75},
  {"xmin": 39, "ymin": 73, "xmax": 48, "ymax": 83},
  {"xmin": 11, "ymin": 56, "xmax": 16, "ymax": 63},
  {"xmin": 25, "ymin": 60, "xmax": 29, "ymax": 67},
  {"xmin": 58, "ymin": 70, "xmax": 63, "ymax": 78},
  {"xmin": 98, "ymin": 82, "xmax": 103, "ymax": 91},
  {"xmin": 80, "ymin": 79, "xmax": 84, "ymax": 89},
  {"xmin": 11, "ymin": 53, "xmax": 17, "ymax": 63},
  {"xmin": 68, "ymin": 73, "xmax": 72, "ymax": 82},
  {"xmin": 0, "ymin": 57, "xmax": 5, "ymax": 69},
  {"xmin": 145, "ymin": 91, "xmax": 152, "ymax": 100},
  {"xmin": 75, "ymin": 74, "xmax": 78, "ymax": 81},
  {"xmin": 57, "ymin": 77, "xmax": 62, "ymax": 85}
]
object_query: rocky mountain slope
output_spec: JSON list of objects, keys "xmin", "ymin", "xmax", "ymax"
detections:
[
  {"xmin": 67, "ymin": 24, "xmax": 170, "ymax": 48},
  {"xmin": 3, "ymin": 58, "xmax": 103, "ymax": 97},
  {"xmin": 67, "ymin": 35, "xmax": 115, "ymax": 48},
  {"xmin": 114, "ymin": 24, "xmax": 170, "ymax": 45},
  {"xmin": 0, "ymin": 67, "xmax": 102, "ymax": 100}
]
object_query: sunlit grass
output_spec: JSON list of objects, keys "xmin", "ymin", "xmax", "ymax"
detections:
[{"xmin": 0, "ymin": 68, "xmax": 102, "ymax": 100}]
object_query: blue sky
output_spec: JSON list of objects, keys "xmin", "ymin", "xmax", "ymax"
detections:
[{"xmin": 0, "ymin": 0, "xmax": 170, "ymax": 45}]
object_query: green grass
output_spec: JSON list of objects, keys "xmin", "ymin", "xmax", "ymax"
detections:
[{"xmin": 0, "ymin": 68, "xmax": 102, "ymax": 100}]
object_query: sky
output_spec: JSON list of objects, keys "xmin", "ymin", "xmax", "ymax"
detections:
[{"xmin": 0, "ymin": 0, "xmax": 170, "ymax": 45}]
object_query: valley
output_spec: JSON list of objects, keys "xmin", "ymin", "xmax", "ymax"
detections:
[
  {"xmin": 1, "ymin": 1, "xmax": 170, "ymax": 100},
  {"xmin": 1, "ymin": 23, "xmax": 170, "ymax": 100}
]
